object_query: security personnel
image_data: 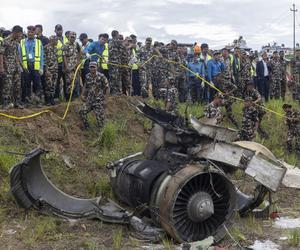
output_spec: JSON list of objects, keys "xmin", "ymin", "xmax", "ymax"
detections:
[
  {"xmin": 100, "ymin": 34, "xmax": 109, "ymax": 80},
  {"xmin": 54, "ymin": 24, "xmax": 68, "ymax": 100},
  {"xmin": 0, "ymin": 25, "xmax": 23, "ymax": 109},
  {"xmin": 129, "ymin": 34, "xmax": 140, "ymax": 96},
  {"xmin": 79, "ymin": 33, "xmax": 90, "ymax": 84},
  {"xmin": 20, "ymin": 25, "xmax": 44, "ymax": 106}
]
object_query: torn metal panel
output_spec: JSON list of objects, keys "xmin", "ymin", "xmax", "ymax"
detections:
[
  {"xmin": 9, "ymin": 148, "xmax": 163, "ymax": 241},
  {"xmin": 192, "ymin": 141, "xmax": 254, "ymax": 168},
  {"xmin": 190, "ymin": 117, "xmax": 238, "ymax": 142},
  {"xmin": 246, "ymin": 153, "xmax": 286, "ymax": 192}
]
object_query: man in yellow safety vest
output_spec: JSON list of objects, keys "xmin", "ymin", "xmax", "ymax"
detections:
[
  {"xmin": 128, "ymin": 34, "xmax": 140, "ymax": 96},
  {"xmin": 20, "ymin": 25, "xmax": 44, "ymax": 107}
]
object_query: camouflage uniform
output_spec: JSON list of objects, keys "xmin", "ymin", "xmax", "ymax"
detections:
[
  {"xmin": 269, "ymin": 59, "xmax": 282, "ymax": 99},
  {"xmin": 120, "ymin": 45, "xmax": 131, "ymax": 95},
  {"xmin": 44, "ymin": 44, "xmax": 58, "ymax": 101},
  {"xmin": 221, "ymin": 57, "xmax": 239, "ymax": 128},
  {"xmin": 138, "ymin": 45, "xmax": 154, "ymax": 97},
  {"xmin": 79, "ymin": 72, "xmax": 108, "ymax": 129},
  {"xmin": 159, "ymin": 86, "xmax": 178, "ymax": 114},
  {"xmin": 204, "ymin": 102, "xmax": 223, "ymax": 124},
  {"xmin": 109, "ymin": 39, "xmax": 124, "ymax": 95},
  {"xmin": 167, "ymin": 48, "xmax": 186, "ymax": 102},
  {"xmin": 237, "ymin": 105, "xmax": 259, "ymax": 141},
  {"xmin": 290, "ymin": 57, "xmax": 300, "ymax": 101},
  {"xmin": 62, "ymin": 42, "xmax": 79, "ymax": 100},
  {"xmin": 0, "ymin": 35, "xmax": 22, "ymax": 106},
  {"xmin": 239, "ymin": 58, "xmax": 252, "ymax": 96},
  {"xmin": 285, "ymin": 109, "xmax": 300, "ymax": 153},
  {"xmin": 279, "ymin": 58, "xmax": 287, "ymax": 100}
]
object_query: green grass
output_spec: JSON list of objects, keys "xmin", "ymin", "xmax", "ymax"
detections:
[
  {"xmin": 288, "ymin": 229, "xmax": 300, "ymax": 246},
  {"xmin": 112, "ymin": 228, "xmax": 123, "ymax": 250}
]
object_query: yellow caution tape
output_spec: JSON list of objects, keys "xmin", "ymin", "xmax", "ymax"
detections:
[{"xmin": 0, "ymin": 53, "xmax": 286, "ymax": 120}]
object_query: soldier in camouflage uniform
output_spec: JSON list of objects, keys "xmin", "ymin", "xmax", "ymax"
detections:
[
  {"xmin": 239, "ymin": 50, "xmax": 252, "ymax": 97},
  {"xmin": 269, "ymin": 51, "xmax": 282, "ymax": 99},
  {"xmin": 62, "ymin": 31, "xmax": 80, "ymax": 100},
  {"xmin": 79, "ymin": 62, "xmax": 109, "ymax": 130},
  {"xmin": 282, "ymin": 104, "xmax": 300, "ymax": 156},
  {"xmin": 204, "ymin": 93, "xmax": 223, "ymax": 125},
  {"xmin": 0, "ymin": 25, "xmax": 23, "ymax": 109},
  {"xmin": 220, "ymin": 48, "xmax": 239, "ymax": 128},
  {"xmin": 290, "ymin": 49, "xmax": 300, "ymax": 101},
  {"xmin": 237, "ymin": 97, "xmax": 259, "ymax": 141},
  {"xmin": 159, "ymin": 76, "xmax": 178, "ymax": 114},
  {"xmin": 151, "ymin": 42, "xmax": 164, "ymax": 99},
  {"xmin": 121, "ymin": 37, "xmax": 131, "ymax": 95},
  {"xmin": 279, "ymin": 51, "xmax": 287, "ymax": 100},
  {"xmin": 167, "ymin": 40, "xmax": 186, "ymax": 102},
  {"xmin": 109, "ymin": 30, "xmax": 125, "ymax": 96},
  {"xmin": 244, "ymin": 80, "xmax": 268, "ymax": 139},
  {"xmin": 44, "ymin": 36, "xmax": 58, "ymax": 105},
  {"xmin": 138, "ymin": 37, "xmax": 154, "ymax": 98}
]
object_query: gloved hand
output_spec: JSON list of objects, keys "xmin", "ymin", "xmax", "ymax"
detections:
[
  {"xmin": 201, "ymin": 81, "xmax": 205, "ymax": 88},
  {"xmin": 39, "ymin": 69, "xmax": 44, "ymax": 75}
]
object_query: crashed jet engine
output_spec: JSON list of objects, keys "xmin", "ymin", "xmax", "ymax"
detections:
[{"xmin": 9, "ymin": 101, "xmax": 287, "ymax": 243}]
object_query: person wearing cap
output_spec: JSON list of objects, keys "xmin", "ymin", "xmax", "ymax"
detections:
[
  {"xmin": 219, "ymin": 48, "xmax": 239, "ymax": 129},
  {"xmin": 238, "ymin": 50, "xmax": 252, "ymax": 98},
  {"xmin": 237, "ymin": 97, "xmax": 259, "ymax": 141},
  {"xmin": 151, "ymin": 41, "xmax": 165, "ymax": 99},
  {"xmin": 269, "ymin": 51, "xmax": 282, "ymax": 100},
  {"xmin": 138, "ymin": 37, "xmax": 154, "ymax": 98},
  {"xmin": 244, "ymin": 80, "xmax": 268, "ymax": 139},
  {"xmin": 62, "ymin": 31, "xmax": 81, "ymax": 100},
  {"xmin": 0, "ymin": 25, "xmax": 23, "ymax": 109},
  {"xmin": 167, "ymin": 39, "xmax": 186, "ymax": 102},
  {"xmin": 282, "ymin": 104, "xmax": 300, "ymax": 156},
  {"xmin": 128, "ymin": 34, "xmax": 140, "ymax": 96},
  {"xmin": 207, "ymin": 51, "xmax": 224, "ymax": 101},
  {"xmin": 54, "ymin": 24, "xmax": 68, "ymax": 100},
  {"xmin": 279, "ymin": 51, "xmax": 287, "ymax": 100},
  {"xmin": 79, "ymin": 61, "xmax": 109, "ymax": 130},
  {"xmin": 290, "ymin": 48, "xmax": 300, "ymax": 102},
  {"xmin": 120, "ymin": 36, "xmax": 131, "ymax": 95},
  {"xmin": 204, "ymin": 93, "xmax": 223, "ymax": 125},
  {"xmin": 232, "ymin": 47, "xmax": 241, "ymax": 86},
  {"xmin": 108, "ymin": 30, "xmax": 125, "ymax": 96},
  {"xmin": 20, "ymin": 25, "xmax": 44, "ymax": 107},
  {"xmin": 44, "ymin": 35, "xmax": 58, "ymax": 105}
]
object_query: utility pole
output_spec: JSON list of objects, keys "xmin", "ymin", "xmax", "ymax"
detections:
[{"xmin": 291, "ymin": 3, "xmax": 298, "ymax": 56}]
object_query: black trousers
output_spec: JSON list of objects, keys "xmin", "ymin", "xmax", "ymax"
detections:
[
  {"xmin": 22, "ymin": 64, "xmax": 42, "ymax": 102},
  {"xmin": 55, "ymin": 63, "xmax": 66, "ymax": 99},
  {"xmin": 131, "ymin": 69, "xmax": 140, "ymax": 96}
]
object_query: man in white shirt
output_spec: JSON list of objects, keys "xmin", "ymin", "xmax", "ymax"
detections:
[{"xmin": 256, "ymin": 52, "xmax": 270, "ymax": 102}]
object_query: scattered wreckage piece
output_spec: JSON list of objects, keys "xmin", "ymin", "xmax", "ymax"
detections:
[
  {"xmin": 9, "ymin": 148, "xmax": 163, "ymax": 241},
  {"xmin": 9, "ymin": 102, "xmax": 287, "ymax": 244}
]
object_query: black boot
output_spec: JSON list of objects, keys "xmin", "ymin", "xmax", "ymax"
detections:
[{"xmin": 50, "ymin": 95, "xmax": 55, "ymax": 106}]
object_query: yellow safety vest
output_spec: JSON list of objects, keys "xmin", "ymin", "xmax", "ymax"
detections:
[
  {"xmin": 132, "ymin": 49, "xmax": 138, "ymax": 70},
  {"xmin": 56, "ymin": 36, "xmax": 69, "ymax": 63},
  {"xmin": 229, "ymin": 54, "xmax": 234, "ymax": 65},
  {"xmin": 101, "ymin": 43, "xmax": 108, "ymax": 70},
  {"xmin": 20, "ymin": 38, "xmax": 41, "ymax": 70}
]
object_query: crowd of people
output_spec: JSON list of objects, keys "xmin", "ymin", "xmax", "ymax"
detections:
[{"xmin": 0, "ymin": 24, "xmax": 300, "ymax": 155}]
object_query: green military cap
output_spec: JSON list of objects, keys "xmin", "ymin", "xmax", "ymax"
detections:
[{"xmin": 89, "ymin": 61, "xmax": 98, "ymax": 68}]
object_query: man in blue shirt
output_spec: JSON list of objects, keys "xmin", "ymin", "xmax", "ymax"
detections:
[
  {"xmin": 187, "ymin": 54, "xmax": 206, "ymax": 103},
  {"xmin": 84, "ymin": 34, "xmax": 106, "ymax": 63},
  {"xmin": 207, "ymin": 51, "xmax": 224, "ymax": 101},
  {"xmin": 20, "ymin": 25, "xmax": 44, "ymax": 106}
]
